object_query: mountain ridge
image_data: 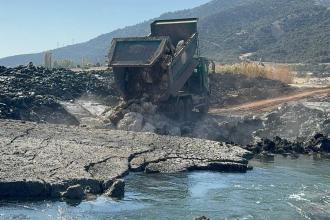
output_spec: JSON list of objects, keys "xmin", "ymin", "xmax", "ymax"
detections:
[{"xmin": 1, "ymin": 0, "xmax": 329, "ymax": 66}]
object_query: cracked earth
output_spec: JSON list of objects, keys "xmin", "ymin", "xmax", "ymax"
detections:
[{"xmin": 0, "ymin": 119, "xmax": 251, "ymax": 199}]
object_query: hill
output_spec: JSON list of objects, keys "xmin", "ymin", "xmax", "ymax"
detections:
[
  {"xmin": 0, "ymin": 0, "xmax": 329, "ymax": 66},
  {"xmin": 199, "ymin": 0, "xmax": 330, "ymax": 63}
]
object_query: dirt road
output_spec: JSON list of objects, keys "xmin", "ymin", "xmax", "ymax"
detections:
[{"xmin": 209, "ymin": 87, "xmax": 330, "ymax": 115}]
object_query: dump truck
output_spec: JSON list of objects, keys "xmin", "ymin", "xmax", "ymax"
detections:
[{"xmin": 108, "ymin": 18, "xmax": 211, "ymax": 119}]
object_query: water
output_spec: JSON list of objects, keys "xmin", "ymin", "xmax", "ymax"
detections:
[{"xmin": 1, "ymin": 155, "xmax": 330, "ymax": 220}]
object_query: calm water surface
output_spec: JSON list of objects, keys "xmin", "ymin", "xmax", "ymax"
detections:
[{"xmin": 1, "ymin": 155, "xmax": 330, "ymax": 220}]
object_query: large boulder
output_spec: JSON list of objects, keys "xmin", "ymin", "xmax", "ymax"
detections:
[
  {"xmin": 105, "ymin": 179, "xmax": 125, "ymax": 199},
  {"xmin": 168, "ymin": 126, "xmax": 181, "ymax": 136},
  {"xmin": 142, "ymin": 122, "xmax": 156, "ymax": 133},
  {"xmin": 117, "ymin": 112, "xmax": 144, "ymax": 132},
  {"xmin": 195, "ymin": 216, "xmax": 210, "ymax": 220},
  {"xmin": 141, "ymin": 102, "xmax": 157, "ymax": 114},
  {"xmin": 61, "ymin": 184, "xmax": 86, "ymax": 200},
  {"xmin": 307, "ymin": 133, "xmax": 330, "ymax": 152}
]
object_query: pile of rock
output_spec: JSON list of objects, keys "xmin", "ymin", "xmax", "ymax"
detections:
[
  {"xmin": 245, "ymin": 133, "xmax": 330, "ymax": 155},
  {"xmin": 189, "ymin": 115, "xmax": 262, "ymax": 145},
  {"xmin": 185, "ymin": 99, "xmax": 330, "ymax": 149},
  {"xmin": 256, "ymin": 102, "xmax": 330, "ymax": 142},
  {"xmin": 0, "ymin": 94, "xmax": 79, "ymax": 125},
  {"xmin": 107, "ymin": 98, "xmax": 182, "ymax": 136},
  {"xmin": 0, "ymin": 63, "xmax": 119, "ymax": 123}
]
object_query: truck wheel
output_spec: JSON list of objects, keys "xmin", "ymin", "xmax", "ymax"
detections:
[
  {"xmin": 176, "ymin": 99, "xmax": 185, "ymax": 121},
  {"xmin": 183, "ymin": 97, "xmax": 193, "ymax": 121},
  {"xmin": 199, "ymin": 102, "xmax": 209, "ymax": 114}
]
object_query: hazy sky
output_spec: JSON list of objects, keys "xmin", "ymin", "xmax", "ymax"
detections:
[{"xmin": 0, "ymin": 0, "xmax": 210, "ymax": 58}]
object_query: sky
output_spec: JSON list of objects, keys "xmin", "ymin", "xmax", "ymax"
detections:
[{"xmin": 0, "ymin": 0, "xmax": 210, "ymax": 58}]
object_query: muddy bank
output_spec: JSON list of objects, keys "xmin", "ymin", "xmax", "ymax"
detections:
[
  {"xmin": 0, "ymin": 119, "xmax": 251, "ymax": 201},
  {"xmin": 0, "ymin": 64, "xmax": 119, "ymax": 124}
]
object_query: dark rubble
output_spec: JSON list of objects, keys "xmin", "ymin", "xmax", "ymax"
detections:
[
  {"xmin": 0, "ymin": 63, "xmax": 119, "ymax": 124},
  {"xmin": 245, "ymin": 133, "xmax": 330, "ymax": 155}
]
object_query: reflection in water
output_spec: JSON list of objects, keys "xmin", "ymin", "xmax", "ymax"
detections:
[{"xmin": 0, "ymin": 155, "xmax": 330, "ymax": 220}]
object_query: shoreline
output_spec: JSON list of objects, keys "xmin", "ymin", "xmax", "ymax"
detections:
[{"xmin": 0, "ymin": 119, "xmax": 251, "ymax": 202}]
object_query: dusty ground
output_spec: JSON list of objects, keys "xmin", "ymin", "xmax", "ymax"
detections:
[{"xmin": 0, "ymin": 119, "xmax": 250, "ymax": 200}]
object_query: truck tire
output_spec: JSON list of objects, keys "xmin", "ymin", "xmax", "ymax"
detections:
[
  {"xmin": 183, "ymin": 97, "xmax": 193, "ymax": 121},
  {"xmin": 176, "ymin": 99, "xmax": 185, "ymax": 121},
  {"xmin": 198, "ymin": 100, "xmax": 209, "ymax": 114},
  {"xmin": 114, "ymin": 69, "xmax": 128, "ymax": 100}
]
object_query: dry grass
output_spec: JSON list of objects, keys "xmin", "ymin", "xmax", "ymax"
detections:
[{"xmin": 215, "ymin": 62, "xmax": 294, "ymax": 84}]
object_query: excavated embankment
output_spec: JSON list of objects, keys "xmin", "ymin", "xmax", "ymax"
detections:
[{"xmin": 0, "ymin": 119, "xmax": 252, "ymax": 200}]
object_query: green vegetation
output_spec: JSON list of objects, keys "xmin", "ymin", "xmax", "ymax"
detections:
[{"xmin": 199, "ymin": 0, "xmax": 330, "ymax": 63}]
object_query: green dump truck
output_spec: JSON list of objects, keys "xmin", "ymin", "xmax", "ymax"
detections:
[{"xmin": 108, "ymin": 18, "xmax": 211, "ymax": 119}]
